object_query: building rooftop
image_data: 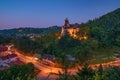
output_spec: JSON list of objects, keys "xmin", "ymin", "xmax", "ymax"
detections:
[
  {"xmin": 0, "ymin": 54, "xmax": 17, "ymax": 60},
  {"xmin": 0, "ymin": 46, "xmax": 8, "ymax": 52}
]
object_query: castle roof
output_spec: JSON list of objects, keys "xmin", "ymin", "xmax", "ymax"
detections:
[{"xmin": 63, "ymin": 23, "xmax": 79, "ymax": 29}]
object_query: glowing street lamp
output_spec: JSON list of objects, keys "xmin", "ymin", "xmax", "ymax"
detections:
[{"xmin": 34, "ymin": 57, "xmax": 38, "ymax": 61}]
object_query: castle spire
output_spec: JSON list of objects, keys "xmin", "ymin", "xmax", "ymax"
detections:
[{"xmin": 64, "ymin": 18, "xmax": 69, "ymax": 26}]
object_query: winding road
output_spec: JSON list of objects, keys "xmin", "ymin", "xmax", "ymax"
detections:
[
  {"xmin": 15, "ymin": 50, "xmax": 120, "ymax": 80},
  {"xmin": 15, "ymin": 50, "xmax": 62, "ymax": 79}
]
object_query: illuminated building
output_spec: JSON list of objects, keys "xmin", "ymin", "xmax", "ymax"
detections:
[
  {"xmin": 59, "ymin": 18, "xmax": 88, "ymax": 40},
  {"xmin": 60, "ymin": 18, "xmax": 79, "ymax": 38}
]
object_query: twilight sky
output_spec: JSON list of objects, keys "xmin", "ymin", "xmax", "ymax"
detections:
[{"xmin": 0, "ymin": 0, "xmax": 120, "ymax": 30}]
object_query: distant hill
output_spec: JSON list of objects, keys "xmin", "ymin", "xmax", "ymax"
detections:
[
  {"xmin": 86, "ymin": 8, "xmax": 120, "ymax": 29},
  {"xmin": 85, "ymin": 8, "xmax": 120, "ymax": 46},
  {"xmin": 0, "ymin": 26, "xmax": 61, "ymax": 36}
]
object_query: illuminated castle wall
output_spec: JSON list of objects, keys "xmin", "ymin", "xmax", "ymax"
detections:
[
  {"xmin": 59, "ymin": 18, "xmax": 87, "ymax": 40},
  {"xmin": 61, "ymin": 18, "xmax": 79, "ymax": 38}
]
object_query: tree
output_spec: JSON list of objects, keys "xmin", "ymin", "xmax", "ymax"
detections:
[
  {"xmin": 57, "ymin": 54, "xmax": 71, "ymax": 80},
  {"xmin": 75, "ymin": 64, "xmax": 95, "ymax": 80},
  {"xmin": 103, "ymin": 67, "xmax": 120, "ymax": 80},
  {"xmin": 115, "ymin": 36, "xmax": 120, "ymax": 46},
  {"xmin": 97, "ymin": 64, "xmax": 103, "ymax": 75},
  {"xmin": 0, "ymin": 63, "xmax": 37, "ymax": 80}
]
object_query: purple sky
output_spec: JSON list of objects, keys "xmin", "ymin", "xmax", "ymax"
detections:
[{"xmin": 0, "ymin": 0, "xmax": 120, "ymax": 30}]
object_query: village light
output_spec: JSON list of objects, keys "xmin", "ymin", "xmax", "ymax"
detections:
[{"xmin": 34, "ymin": 57, "xmax": 38, "ymax": 60}]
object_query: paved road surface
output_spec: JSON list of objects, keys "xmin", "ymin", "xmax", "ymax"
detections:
[{"xmin": 15, "ymin": 50, "xmax": 62, "ymax": 79}]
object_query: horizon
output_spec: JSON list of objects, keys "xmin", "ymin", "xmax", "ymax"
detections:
[
  {"xmin": 0, "ymin": 0, "xmax": 120, "ymax": 30},
  {"xmin": 0, "ymin": 26, "xmax": 61, "ymax": 30}
]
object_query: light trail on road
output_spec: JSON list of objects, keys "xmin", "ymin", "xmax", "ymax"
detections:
[{"xmin": 15, "ymin": 50, "xmax": 62, "ymax": 74}]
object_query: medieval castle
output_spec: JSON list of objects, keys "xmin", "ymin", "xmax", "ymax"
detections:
[
  {"xmin": 61, "ymin": 18, "xmax": 79, "ymax": 37},
  {"xmin": 59, "ymin": 18, "xmax": 87, "ymax": 40}
]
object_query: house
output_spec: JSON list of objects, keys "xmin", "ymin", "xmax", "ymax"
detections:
[
  {"xmin": 0, "ymin": 54, "xmax": 18, "ymax": 63},
  {"xmin": 0, "ymin": 53, "xmax": 22, "ymax": 70},
  {"xmin": 113, "ymin": 54, "xmax": 120, "ymax": 59},
  {"xmin": 0, "ymin": 55, "xmax": 10, "ymax": 63},
  {"xmin": 41, "ymin": 54, "xmax": 56, "ymax": 66},
  {"xmin": 0, "ymin": 46, "xmax": 8, "ymax": 52},
  {"xmin": 41, "ymin": 54, "xmax": 55, "ymax": 61},
  {"xmin": 8, "ymin": 54, "xmax": 18, "ymax": 61},
  {"xmin": 34, "ymin": 53, "xmax": 41, "ymax": 59},
  {"xmin": 66, "ymin": 54, "xmax": 75, "ymax": 61},
  {"xmin": 0, "ymin": 46, "xmax": 8, "ymax": 57}
]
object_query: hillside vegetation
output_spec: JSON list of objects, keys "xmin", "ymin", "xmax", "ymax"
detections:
[
  {"xmin": 0, "ymin": 26, "xmax": 61, "ymax": 36},
  {"xmin": 87, "ymin": 8, "xmax": 120, "ymax": 47}
]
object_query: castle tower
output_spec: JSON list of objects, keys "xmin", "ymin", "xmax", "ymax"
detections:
[
  {"xmin": 64, "ymin": 18, "xmax": 69, "ymax": 27},
  {"xmin": 59, "ymin": 18, "xmax": 81, "ymax": 39},
  {"xmin": 61, "ymin": 18, "xmax": 70, "ymax": 36}
]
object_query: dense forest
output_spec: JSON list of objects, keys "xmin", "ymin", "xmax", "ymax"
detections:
[{"xmin": 86, "ymin": 8, "xmax": 120, "ymax": 47}]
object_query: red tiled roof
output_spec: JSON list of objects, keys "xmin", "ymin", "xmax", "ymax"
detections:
[
  {"xmin": 7, "ymin": 60, "xmax": 23, "ymax": 66},
  {"xmin": 15, "ymin": 60, "xmax": 23, "ymax": 64},
  {"xmin": 7, "ymin": 62, "xmax": 14, "ymax": 66},
  {"xmin": 0, "ymin": 54, "xmax": 17, "ymax": 60},
  {"xmin": 0, "ymin": 56, "xmax": 8, "ymax": 60},
  {"xmin": 8, "ymin": 54, "xmax": 17, "ymax": 58},
  {"xmin": 63, "ymin": 23, "xmax": 79, "ymax": 29},
  {"xmin": 0, "ymin": 46, "xmax": 8, "ymax": 52}
]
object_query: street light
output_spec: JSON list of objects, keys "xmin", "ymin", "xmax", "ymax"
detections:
[{"xmin": 34, "ymin": 57, "xmax": 38, "ymax": 61}]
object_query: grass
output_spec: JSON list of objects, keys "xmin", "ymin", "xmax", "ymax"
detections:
[
  {"xmin": 88, "ymin": 57, "xmax": 116, "ymax": 65},
  {"xmin": 88, "ymin": 46, "xmax": 120, "ymax": 64},
  {"xmin": 93, "ymin": 46, "xmax": 120, "ymax": 57}
]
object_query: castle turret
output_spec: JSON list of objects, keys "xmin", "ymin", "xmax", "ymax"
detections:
[
  {"xmin": 64, "ymin": 18, "xmax": 70, "ymax": 28},
  {"xmin": 61, "ymin": 18, "xmax": 69, "ymax": 36}
]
